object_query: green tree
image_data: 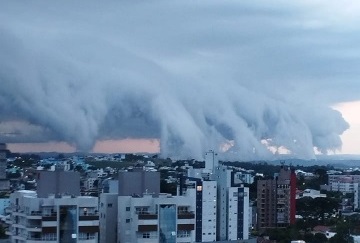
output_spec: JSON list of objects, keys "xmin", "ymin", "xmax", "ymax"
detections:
[
  {"xmin": 329, "ymin": 233, "xmax": 353, "ymax": 243},
  {"xmin": 313, "ymin": 233, "xmax": 328, "ymax": 243}
]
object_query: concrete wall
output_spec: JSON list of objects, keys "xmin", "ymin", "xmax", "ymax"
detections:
[
  {"xmin": 99, "ymin": 193, "xmax": 118, "ymax": 243},
  {"xmin": 37, "ymin": 170, "xmax": 80, "ymax": 197},
  {"xmin": 118, "ymin": 170, "xmax": 160, "ymax": 196}
]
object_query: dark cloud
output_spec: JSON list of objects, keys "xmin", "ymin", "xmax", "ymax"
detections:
[{"xmin": 0, "ymin": 0, "xmax": 358, "ymax": 159}]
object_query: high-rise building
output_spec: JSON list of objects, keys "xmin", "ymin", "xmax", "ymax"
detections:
[
  {"xmin": 204, "ymin": 150, "xmax": 218, "ymax": 173},
  {"xmin": 214, "ymin": 165, "xmax": 249, "ymax": 241},
  {"xmin": 0, "ymin": 143, "xmax": 10, "ymax": 191},
  {"xmin": 99, "ymin": 193, "xmax": 118, "ymax": 243},
  {"xmin": 117, "ymin": 193, "xmax": 196, "ymax": 243},
  {"xmin": 118, "ymin": 169, "xmax": 160, "ymax": 196},
  {"xmin": 100, "ymin": 170, "xmax": 167, "ymax": 243},
  {"xmin": 257, "ymin": 166, "xmax": 296, "ymax": 230},
  {"xmin": 7, "ymin": 190, "xmax": 99, "ymax": 243},
  {"xmin": 179, "ymin": 177, "xmax": 217, "ymax": 242},
  {"xmin": 36, "ymin": 167, "xmax": 80, "ymax": 198}
]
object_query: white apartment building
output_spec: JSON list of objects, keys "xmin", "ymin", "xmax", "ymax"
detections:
[
  {"xmin": 180, "ymin": 178, "xmax": 217, "ymax": 242},
  {"xmin": 7, "ymin": 190, "xmax": 99, "ymax": 243},
  {"xmin": 117, "ymin": 193, "xmax": 196, "ymax": 243},
  {"xmin": 234, "ymin": 172, "xmax": 254, "ymax": 185},
  {"xmin": 330, "ymin": 182, "xmax": 358, "ymax": 193},
  {"xmin": 85, "ymin": 178, "xmax": 98, "ymax": 191},
  {"xmin": 215, "ymin": 166, "xmax": 249, "ymax": 241},
  {"xmin": 296, "ymin": 189, "xmax": 326, "ymax": 199},
  {"xmin": 328, "ymin": 175, "xmax": 360, "ymax": 184}
]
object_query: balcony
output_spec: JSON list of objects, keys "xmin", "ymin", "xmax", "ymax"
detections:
[
  {"xmin": 177, "ymin": 212, "xmax": 195, "ymax": 219},
  {"xmin": 27, "ymin": 225, "xmax": 42, "ymax": 232},
  {"xmin": 138, "ymin": 213, "xmax": 158, "ymax": 220},
  {"xmin": 79, "ymin": 215, "xmax": 99, "ymax": 221},
  {"xmin": 42, "ymin": 216, "xmax": 57, "ymax": 221},
  {"xmin": 27, "ymin": 237, "xmax": 57, "ymax": 242},
  {"xmin": 27, "ymin": 211, "xmax": 43, "ymax": 220},
  {"xmin": 138, "ymin": 225, "xmax": 157, "ymax": 232}
]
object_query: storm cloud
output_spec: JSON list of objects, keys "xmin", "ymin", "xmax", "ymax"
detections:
[{"xmin": 0, "ymin": 0, "xmax": 358, "ymax": 160}]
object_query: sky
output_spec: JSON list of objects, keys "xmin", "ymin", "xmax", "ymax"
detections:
[{"xmin": 1, "ymin": 0, "xmax": 360, "ymax": 160}]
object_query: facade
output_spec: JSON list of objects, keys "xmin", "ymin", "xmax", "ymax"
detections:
[
  {"xmin": 117, "ymin": 193, "xmax": 196, "ymax": 243},
  {"xmin": 234, "ymin": 172, "xmax": 254, "ymax": 185},
  {"xmin": 329, "ymin": 175, "xmax": 360, "ymax": 194},
  {"xmin": 37, "ymin": 169, "xmax": 80, "ymax": 198},
  {"xmin": 330, "ymin": 182, "xmax": 358, "ymax": 193},
  {"xmin": 328, "ymin": 175, "xmax": 360, "ymax": 184},
  {"xmin": 296, "ymin": 189, "xmax": 326, "ymax": 199},
  {"xmin": 180, "ymin": 178, "xmax": 217, "ymax": 242},
  {"xmin": 99, "ymin": 193, "xmax": 118, "ymax": 243},
  {"xmin": 7, "ymin": 190, "xmax": 99, "ymax": 243},
  {"xmin": 204, "ymin": 150, "xmax": 218, "ymax": 172},
  {"xmin": 0, "ymin": 143, "xmax": 10, "ymax": 191},
  {"xmin": 101, "ymin": 179, "xmax": 118, "ymax": 193},
  {"xmin": 118, "ymin": 170, "xmax": 160, "ymax": 196},
  {"xmin": 215, "ymin": 166, "xmax": 249, "ymax": 241},
  {"xmin": 257, "ymin": 167, "xmax": 296, "ymax": 230}
]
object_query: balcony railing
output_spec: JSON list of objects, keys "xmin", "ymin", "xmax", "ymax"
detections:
[
  {"xmin": 27, "ymin": 237, "xmax": 57, "ymax": 241},
  {"xmin": 138, "ymin": 213, "xmax": 158, "ymax": 220},
  {"xmin": 27, "ymin": 211, "xmax": 42, "ymax": 216},
  {"xmin": 177, "ymin": 212, "xmax": 195, "ymax": 219},
  {"xmin": 42, "ymin": 215, "xmax": 57, "ymax": 221},
  {"xmin": 79, "ymin": 215, "xmax": 99, "ymax": 221},
  {"xmin": 26, "ymin": 224, "xmax": 42, "ymax": 228}
]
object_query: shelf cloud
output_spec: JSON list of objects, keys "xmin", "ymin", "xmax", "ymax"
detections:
[{"xmin": 1, "ymin": 0, "xmax": 359, "ymax": 160}]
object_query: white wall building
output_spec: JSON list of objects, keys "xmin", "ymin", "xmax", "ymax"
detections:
[
  {"xmin": 7, "ymin": 190, "xmax": 99, "ymax": 243},
  {"xmin": 214, "ymin": 165, "xmax": 249, "ymax": 241},
  {"xmin": 234, "ymin": 172, "xmax": 254, "ymax": 184},
  {"xmin": 330, "ymin": 182, "xmax": 358, "ymax": 193},
  {"xmin": 117, "ymin": 193, "xmax": 196, "ymax": 243},
  {"xmin": 296, "ymin": 189, "xmax": 326, "ymax": 199},
  {"xmin": 328, "ymin": 175, "xmax": 360, "ymax": 184},
  {"xmin": 204, "ymin": 150, "xmax": 218, "ymax": 173},
  {"xmin": 181, "ymin": 178, "xmax": 217, "ymax": 242}
]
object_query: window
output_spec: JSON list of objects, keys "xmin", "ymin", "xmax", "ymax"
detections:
[
  {"xmin": 196, "ymin": 185, "xmax": 202, "ymax": 192},
  {"xmin": 126, "ymin": 218, "xmax": 130, "ymax": 223},
  {"xmin": 126, "ymin": 207, "xmax": 130, "ymax": 211},
  {"xmin": 135, "ymin": 207, "xmax": 149, "ymax": 214},
  {"xmin": 177, "ymin": 231, "xmax": 190, "ymax": 238},
  {"xmin": 108, "ymin": 203, "xmax": 112, "ymax": 208},
  {"xmin": 143, "ymin": 233, "xmax": 150, "ymax": 238}
]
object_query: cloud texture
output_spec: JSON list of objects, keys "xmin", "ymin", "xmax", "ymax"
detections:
[{"xmin": 0, "ymin": 0, "xmax": 359, "ymax": 160}]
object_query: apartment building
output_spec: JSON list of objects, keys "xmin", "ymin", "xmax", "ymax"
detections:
[
  {"xmin": 328, "ymin": 175, "xmax": 360, "ymax": 184},
  {"xmin": 180, "ymin": 177, "xmax": 217, "ymax": 242},
  {"xmin": 99, "ymin": 193, "xmax": 118, "ymax": 243},
  {"xmin": 257, "ymin": 166, "xmax": 296, "ymax": 230},
  {"xmin": 0, "ymin": 143, "xmax": 10, "ymax": 191},
  {"xmin": 186, "ymin": 153, "xmax": 250, "ymax": 241},
  {"xmin": 215, "ymin": 165, "xmax": 249, "ymax": 241},
  {"xmin": 99, "ymin": 170, "xmax": 161, "ymax": 243},
  {"xmin": 7, "ymin": 190, "xmax": 99, "ymax": 243},
  {"xmin": 330, "ymin": 182, "xmax": 358, "ymax": 193},
  {"xmin": 117, "ymin": 193, "xmax": 196, "ymax": 243}
]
